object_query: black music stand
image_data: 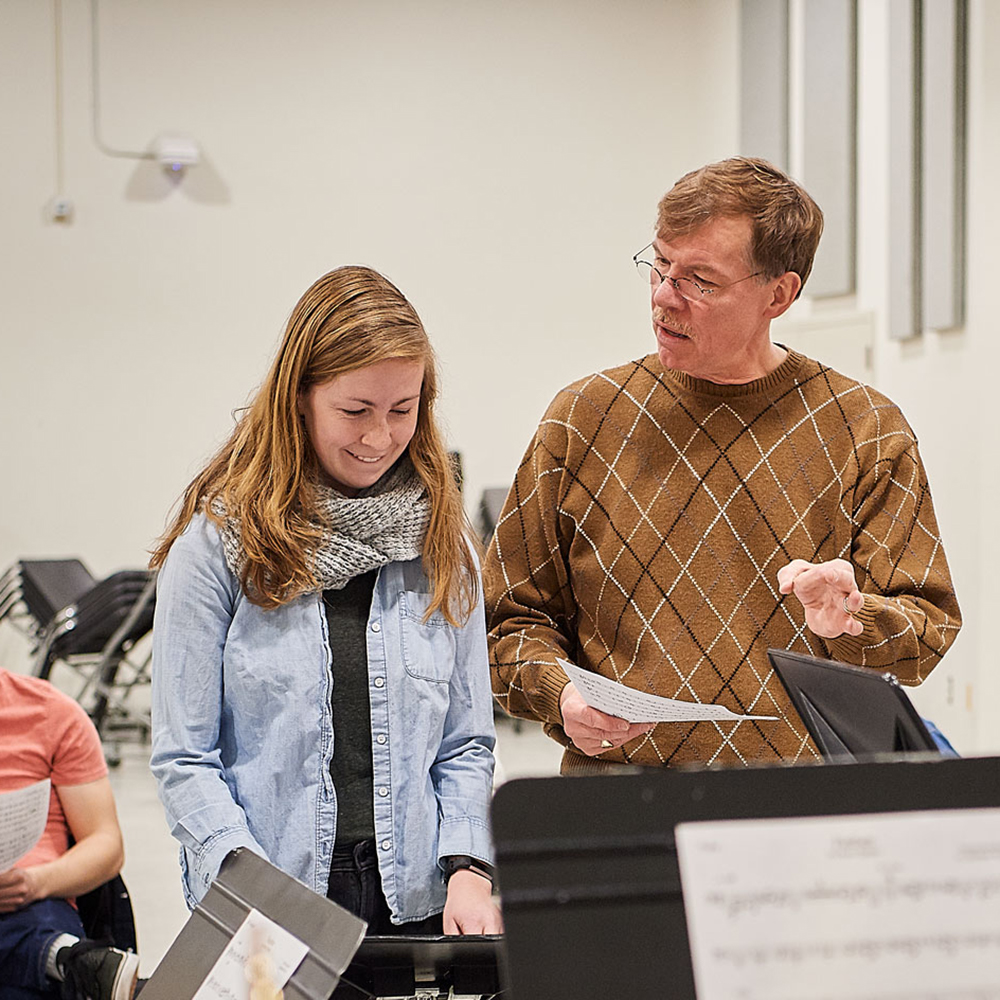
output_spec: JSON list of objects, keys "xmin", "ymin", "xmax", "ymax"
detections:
[
  {"xmin": 491, "ymin": 755, "xmax": 1000, "ymax": 1000},
  {"xmin": 337, "ymin": 935, "xmax": 504, "ymax": 998},
  {"xmin": 767, "ymin": 648, "xmax": 939, "ymax": 759}
]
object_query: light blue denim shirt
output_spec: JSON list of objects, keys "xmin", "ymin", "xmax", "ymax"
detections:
[{"xmin": 150, "ymin": 514, "xmax": 496, "ymax": 920}]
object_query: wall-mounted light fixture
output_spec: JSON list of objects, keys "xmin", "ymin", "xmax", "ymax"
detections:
[
  {"xmin": 150, "ymin": 133, "xmax": 201, "ymax": 174},
  {"xmin": 89, "ymin": 0, "xmax": 203, "ymax": 180}
]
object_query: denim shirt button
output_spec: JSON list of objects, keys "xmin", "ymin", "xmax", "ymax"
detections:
[
  {"xmin": 156, "ymin": 519, "xmax": 495, "ymax": 911},
  {"xmin": 376, "ymin": 734, "xmax": 387, "ymax": 745},
  {"xmin": 381, "ymin": 839, "xmax": 392, "ymax": 851},
  {"xmin": 378, "ymin": 786, "xmax": 389, "ymax": 797},
  {"xmin": 371, "ymin": 621, "xmax": 381, "ymax": 633}
]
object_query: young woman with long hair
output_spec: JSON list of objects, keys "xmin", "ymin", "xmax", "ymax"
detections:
[{"xmin": 149, "ymin": 266, "xmax": 499, "ymax": 935}]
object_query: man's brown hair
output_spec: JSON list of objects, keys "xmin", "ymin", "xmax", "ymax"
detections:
[{"xmin": 656, "ymin": 156, "xmax": 824, "ymax": 296}]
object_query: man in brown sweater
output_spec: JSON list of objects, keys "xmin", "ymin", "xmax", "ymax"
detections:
[{"xmin": 484, "ymin": 157, "xmax": 961, "ymax": 773}]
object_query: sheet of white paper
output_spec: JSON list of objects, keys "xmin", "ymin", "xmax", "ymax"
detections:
[
  {"xmin": 192, "ymin": 907, "xmax": 310, "ymax": 1000},
  {"xmin": 0, "ymin": 779, "xmax": 51, "ymax": 871},
  {"xmin": 676, "ymin": 808, "xmax": 1000, "ymax": 1000},
  {"xmin": 557, "ymin": 659, "xmax": 777, "ymax": 723}
]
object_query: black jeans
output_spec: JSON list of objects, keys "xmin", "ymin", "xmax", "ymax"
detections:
[{"xmin": 326, "ymin": 839, "xmax": 443, "ymax": 936}]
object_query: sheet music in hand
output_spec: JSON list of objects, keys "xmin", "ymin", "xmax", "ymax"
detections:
[
  {"xmin": 557, "ymin": 659, "xmax": 777, "ymax": 723},
  {"xmin": 0, "ymin": 779, "xmax": 51, "ymax": 871}
]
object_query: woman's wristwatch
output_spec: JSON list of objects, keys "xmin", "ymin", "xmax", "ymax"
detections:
[{"xmin": 441, "ymin": 855, "xmax": 495, "ymax": 886}]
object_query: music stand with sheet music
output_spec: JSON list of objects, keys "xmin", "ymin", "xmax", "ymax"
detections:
[
  {"xmin": 767, "ymin": 648, "xmax": 939, "ymax": 760},
  {"xmin": 491, "ymin": 755, "xmax": 1000, "ymax": 1000},
  {"xmin": 139, "ymin": 848, "xmax": 366, "ymax": 1000}
]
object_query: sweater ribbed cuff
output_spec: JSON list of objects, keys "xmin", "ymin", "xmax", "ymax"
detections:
[
  {"xmin": 559, "ymin": 750, "xmax": 619, "ymax": 775},
  {"xmin": 824, "ymin": 597, "xmax": 881, "ymax": 663},
  {"xmin": 534, "ymin": 663, "xmax": 572, "ymax": 726}
]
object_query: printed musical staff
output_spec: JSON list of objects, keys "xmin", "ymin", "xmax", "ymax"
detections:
[{"xmin": 676, "ymin": 808, "xmax": 1000, "ymax": 1000}]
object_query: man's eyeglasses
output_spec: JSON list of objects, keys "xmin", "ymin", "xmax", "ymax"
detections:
[{"xmin": 633, "ymin": 244, "xmax": 762, "ymax": 302}]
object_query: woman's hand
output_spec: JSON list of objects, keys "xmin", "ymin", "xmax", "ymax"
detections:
[{"xmin": 442, "ymin": 869, "xmax": 502, "ymax": 935}]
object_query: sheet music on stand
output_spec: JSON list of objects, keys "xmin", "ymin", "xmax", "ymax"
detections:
[
  {"xmin": 491, "ymin": 755, "xmax": 1000, "ymax": 1000},
  {"xmin": 140, "ymin": 848, "xmax": 366, "ymax": 1000},
  {"xmin": 676, "ymin": 808, "xmax": 1000, "ymax": 1000}
]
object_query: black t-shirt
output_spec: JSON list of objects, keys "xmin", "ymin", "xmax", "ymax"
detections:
[{"xmin": 322, "ymin": 570, "xmax": 378, "ymax": 847}]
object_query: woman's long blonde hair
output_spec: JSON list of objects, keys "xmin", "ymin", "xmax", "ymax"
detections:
[{"xmin": 150, "ymin": 266, "xmax": 479, "ymax": 624}]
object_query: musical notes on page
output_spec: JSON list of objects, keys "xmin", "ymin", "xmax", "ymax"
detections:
[
  {"xmin": 0, "ymin": 779, "xmax": 50, "ymax": 871},
  {"xmin": 676, "ymin": 808, "xmax": 1000, "ymax": 1000},
  {"xmin": 557, "ymin": 658, "xmax": 777, "ymax": 723}
]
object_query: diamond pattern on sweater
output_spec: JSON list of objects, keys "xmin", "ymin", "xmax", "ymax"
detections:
[{"xmin": 485, "ymin": 352, "xmax": 961, "ymax": 769}]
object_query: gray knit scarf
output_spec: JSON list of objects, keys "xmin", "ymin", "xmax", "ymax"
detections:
[{"xmin": 214, "ymin": 458, "xmax": 431, "ymax": 592}]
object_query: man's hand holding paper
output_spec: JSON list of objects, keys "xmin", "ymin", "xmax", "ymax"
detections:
[
  {"xmin": 558, "ymin": 682, "xmax": 656, "ymax": 757},
  {"xmin": 557, "ymin": 659, "xmax": 777, "ymax": 756}
]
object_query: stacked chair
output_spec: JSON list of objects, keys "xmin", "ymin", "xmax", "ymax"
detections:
[
  {"xmin": 476, "ymin": 486, "xmax": 524, "ymax": 735},
  {"xmin": 0, "ymin": 558, "xmax": 95, "ymax": 641},
  {"xmin": 0, "ymin": 559, "xmax": 156, "ymax": 760},
  {"xmin": 477, "ymin": 486, "xmax": 510, "ymax": 545}
]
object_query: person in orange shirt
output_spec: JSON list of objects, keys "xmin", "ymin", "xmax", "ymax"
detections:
[{"xmin": 0, "ymin": 668, "xmax": 139, "ymax": 1000}]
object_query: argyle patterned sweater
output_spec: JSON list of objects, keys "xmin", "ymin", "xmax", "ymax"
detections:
[{"xmin": 484, "ymin": 351, "xmax": 961, "ymax": 772}]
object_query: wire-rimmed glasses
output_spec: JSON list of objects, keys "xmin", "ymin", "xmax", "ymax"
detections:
[{"xmin": 633, "ymin": 243, "xmax": 762, "ymax": 302}]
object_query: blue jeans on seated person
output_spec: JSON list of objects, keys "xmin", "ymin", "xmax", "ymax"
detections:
[{"xmin": 0, "ymin": 897, "xmax": 85, "ymax": 1000}]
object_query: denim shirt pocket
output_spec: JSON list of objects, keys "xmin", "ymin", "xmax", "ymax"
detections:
[{"xmin": 398, "ymin": 591, "xmax": 456, "ymax": 683}]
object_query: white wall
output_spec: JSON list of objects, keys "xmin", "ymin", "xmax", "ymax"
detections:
[
  {"xmin": 848, "ymin": 0, "xmax": 999, "ymax": 753},
  {"xmin": 967, "ymin": 0, "xmax": 1000, "ymax": 757},
  {"xmin": 0, "ymin": 0, "xmax": 737, "ymax": 580},
  {"xmin": 1, "ymin": 0, "xmax": 997, "ymax": 752}
]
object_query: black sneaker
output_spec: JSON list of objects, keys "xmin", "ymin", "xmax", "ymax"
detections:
[{"xmin": 58, "ymin": 940, "xmax": 140, "ymax": 1000}]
